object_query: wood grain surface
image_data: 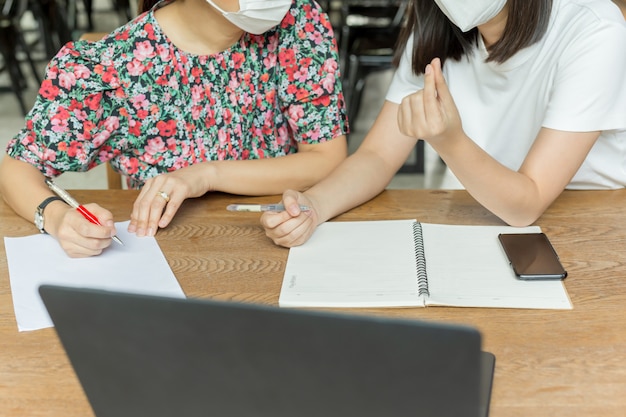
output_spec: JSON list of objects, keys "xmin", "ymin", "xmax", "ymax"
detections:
[{"xmin": 1, "ymin": 189, "xmax": 625, "ymax": 417}]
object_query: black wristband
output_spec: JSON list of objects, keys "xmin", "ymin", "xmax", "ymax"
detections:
[
  {"xmin": 38, "ymin": 196, "xmax": 65, "ymax": 211},
  {"xmin": 35, "ymin": 196, "xmax": 66, "ymax": 234}
]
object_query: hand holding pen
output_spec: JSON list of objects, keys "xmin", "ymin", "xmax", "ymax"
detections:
[
  {"xmin": 46, "ymin": 179, "xmax": 124, "ymax": 249},
  {"xmin": 257, "ymin": 190, "xmax": 320, "ymax": 248}
]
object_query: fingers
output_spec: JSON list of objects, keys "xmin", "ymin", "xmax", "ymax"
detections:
[
  {"xmin": 282, "ymin": 190, "xmax": 307, "ymax": 217},
  {"xmin": 58, "ymin": 238, "xmax": 110, "ymax": 258},
  {"xmin": 129, "ymin": 175, "xmax": 185, "ymax": 237},
  {"xmin": 423, "ymin": 61, "xmax": 444, "ymax": 127},
  {"xmin": 430, "ymin": 57, "xmax": 456, "ymax": 115},
  {"xmin": 262, "ymin": 211, "xmax": 316, "ymax": 247},
  {"xmin": 398, "ymin": 57, "xmax": 460, "ymax": 141},
  {"xmin": 82, "ymin": 203, "xmax": 118, "ymax": 235},
  {"xmin": 398, "ymin": 91, "xmax": 425, "ymax": 137},
  {"xmin": 55, "ymin": 205, "xmax": 115, "ymax": 258},
  {"xmin": 260, "ymin": 191, "xmax": 305, "ymax": 230},
  {"xmin": 260, "ymin": 190, "xmax": 318, "ymax": 248}
]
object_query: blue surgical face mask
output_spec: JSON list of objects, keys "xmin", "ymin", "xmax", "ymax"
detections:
[
  {"xmin": 205, "ymin": 0, "xmax": 292, "ymax": 34},
  {"xmin": 433, "ymin": 0, "xmax": 507, "ymax": 32}
]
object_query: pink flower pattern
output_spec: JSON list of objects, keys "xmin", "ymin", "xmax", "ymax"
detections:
[{"xmin": 6, "ymin": 0, "xmax": 347, "ymax": 188}]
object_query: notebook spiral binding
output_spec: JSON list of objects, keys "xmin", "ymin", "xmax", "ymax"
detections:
[{"xmin": 412, "ymin": 221, "xmax": 430, "ymax": 297}]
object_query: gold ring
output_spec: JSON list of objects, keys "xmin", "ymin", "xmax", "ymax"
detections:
[{"xmin": 157, "ymin": 191, "xmax": 170, "ymax": 203}]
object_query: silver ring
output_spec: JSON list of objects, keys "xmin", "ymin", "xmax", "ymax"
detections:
[{"xmin": 157, "ymin": 191, "xmax": 170, "ymax": 203}]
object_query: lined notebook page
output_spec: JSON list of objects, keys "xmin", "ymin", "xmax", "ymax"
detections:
[
  {"xmin": 421, "ymin": 223, "xmax": 572, "ymax": 309},
  {"xmin": 280, "ymin": 220, "xmax": 424, "ymax": 307},
  {"xmin": 280, "ymin": 220, "xmax": 572, "ymax": 310}
]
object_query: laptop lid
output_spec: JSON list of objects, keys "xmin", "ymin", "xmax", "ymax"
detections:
[{"xmin": 39, "ymin": 285, "xmax": 495, "ymax": 417}]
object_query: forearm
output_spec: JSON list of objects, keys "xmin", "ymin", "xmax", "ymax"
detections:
[
  {"xmin": 305, "ymin": 147, "xmax": 398, "ymax": 224},
  {"xmin": 435, "ymin": 136, "xmax": 545, "ymax": 225},
  {"xmin": 437, "ymin": 127, "xmax": 601, "ymax": 226},
  {"xmin": 0, "ymin": 157, "xmax": 58, "ymax": 227},
  {"xmin": 1, "ymin": 156, "xmax": 119, "ymax": 257},
  {"xmin": 304, "ymin": 102, "xmax": 416, "ymax": 224},
  {"xmin": 205, "ymin": 137, "xmax": 347, "ymax": 195}
]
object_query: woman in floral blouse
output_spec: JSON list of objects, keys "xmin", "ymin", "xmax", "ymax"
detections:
[{"xmin": 0, "ymin": 0, "xmax": 348, "ymax": 257}]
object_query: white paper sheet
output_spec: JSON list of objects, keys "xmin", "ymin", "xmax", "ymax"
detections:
[{"xmin": 5, "ymin": 221, "xmax": 185, "ymax": 331}]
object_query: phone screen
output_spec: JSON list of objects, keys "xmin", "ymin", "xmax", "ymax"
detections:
[{"xmin": 498, "ymin": 233, "xmax": 567, "ymax": 280}]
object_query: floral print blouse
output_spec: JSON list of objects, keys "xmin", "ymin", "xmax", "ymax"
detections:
[{"xmin": 6, "ymin": 0, "xmax": 348, "ymax": 189}]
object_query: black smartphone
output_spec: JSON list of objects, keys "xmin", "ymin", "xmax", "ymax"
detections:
[{"xmin": 498, "ymin": 233, "xmax": 567, "ymax": 280}]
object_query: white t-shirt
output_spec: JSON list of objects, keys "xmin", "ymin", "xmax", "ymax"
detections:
[{"xmin": 386, "ymin": 0, "xmax": 626, "ymax": 189}]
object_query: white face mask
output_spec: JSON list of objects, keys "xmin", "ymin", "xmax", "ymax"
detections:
[
  {"xmin": 206, "ymin": 0, "xmax": 292, "ymax": 35},
  {"xmin": 433, "ymin": 0, "xmax": 507, "ymax": 32}
]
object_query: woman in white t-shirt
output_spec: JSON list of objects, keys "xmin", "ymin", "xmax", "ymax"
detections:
[{"xmin": 262, "ymin": 0, "xmax": 626, "ymax": 247}]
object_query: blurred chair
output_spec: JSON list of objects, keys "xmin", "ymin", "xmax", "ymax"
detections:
[
  {"xmin": 317, "ymin": 0, "xmax": 330, "ymax": 10},
  {"xmin": 340, "ymin": 0, "xmax": 424, "ymax": 173},
  {"xmin": 28, "ymin": 0, "xmax": 74, "ymax": 59},
  {"xmin": 75, "ymin": 0, "xmax": 133, "ymax": 31},
  {"xmin": 27, "ymin": 0, "xmax": 131, "ymax": 60},
  {"xmin": 105, "ymin": 162, "xmax": 123, "ymax": 189},
  {"xmin": 340, "ymin": 0, "xmax": 406, "ymax": 122},
  {"xmin": 0, "ymin": 0, "xmax": 42, "ymax": 115}
]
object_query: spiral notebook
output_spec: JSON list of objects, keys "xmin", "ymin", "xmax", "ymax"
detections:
[{"xmin": 279, "ymin": 219, "xmax": 572, "ymax": 309}]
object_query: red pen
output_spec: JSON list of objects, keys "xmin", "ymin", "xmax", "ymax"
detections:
[{"xmin": 45, "ymin": 179, "xmax": 124, "ymax": 246}]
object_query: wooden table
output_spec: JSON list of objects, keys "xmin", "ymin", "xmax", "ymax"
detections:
[{"xmin": 1, "ymin": 189, "xmax": 625, "ymax": 417}]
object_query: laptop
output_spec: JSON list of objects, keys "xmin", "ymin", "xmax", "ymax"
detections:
[{"xmin": 39, "ymin": 285, "xmax": 495, "ymax": 417}]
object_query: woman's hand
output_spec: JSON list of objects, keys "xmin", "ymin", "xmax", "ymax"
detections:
[
  {"xmin": 397, "ymin": 57, "xmax": 464, "ymax": 145},
  {"xmin": 128, "ymin": 164, "xmax": 212, "ymax": 237},
  {"xmin": 260, "ymin": 190, "xmax": 318, "ymax": 248},
  {"xmin": 51, "ymin": 202, "xmax": 118, "ymax": 258}
]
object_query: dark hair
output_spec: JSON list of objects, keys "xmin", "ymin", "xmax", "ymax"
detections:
[
  {"xmin": 139, "ymin": 0, "xmax": 158, "ymax": 14},
  {"xmin": 393, "ymin": 0, "xmax": 552, "ymax": 75}
]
